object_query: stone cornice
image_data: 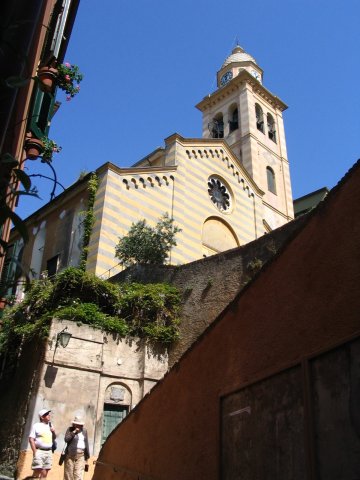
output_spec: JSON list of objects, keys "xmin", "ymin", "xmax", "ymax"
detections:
[
  {"xmin": 196, "ymin": 70, "xmax": 287, "ymax": 112},
  {"xmin": 10, "ymin": 173, "xmax": 91, "ymax": 234},
  {"xmin": 131, "ymin": 147, "xmax": 165, "ymax": 167},
  {"xmin": 262, "ymin": 200, "xmax": 293, "ymax": 221},
  {"xmin": 97, "ymin": 162, "xmax": 177, "ymax": 177},
  {"xmin": 218, "ymin": 60, "xmax": 264, "ymax": 80}
]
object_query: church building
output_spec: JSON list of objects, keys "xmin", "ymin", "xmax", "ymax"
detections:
[
  {"xmin": 87, "ymin": 44, "xmax": 294, "ymax": 277},
  {"xmin": 4, "ymin": 45, "xmax": 294, "ymax": 283}
]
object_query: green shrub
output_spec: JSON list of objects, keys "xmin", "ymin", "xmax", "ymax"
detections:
[
  {"xmin": 0, "ymin": 267, "xmax": 181, "ymax": 355},
  {"xmin": 51, "ymin": 267, "xmax": 120, "ymax": 313}
]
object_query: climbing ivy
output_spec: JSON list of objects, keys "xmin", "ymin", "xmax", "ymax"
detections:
[
  {"xmin": 0, "ymin": 267, "xmax": 181, "ymax": 360},
  {"xmin": 79, "ymin": 173, "xmax": 99, "ymax": 270}
]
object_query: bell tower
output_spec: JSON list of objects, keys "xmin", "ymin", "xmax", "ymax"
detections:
[{"xmin": 196, "ymin": 45, "xmax": 294, "ymax": 230}]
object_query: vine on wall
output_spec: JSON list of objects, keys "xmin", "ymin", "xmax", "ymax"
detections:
[
  {"xmin": 79, "ymin": 173, "xmax": 99, "ymax": 271},
  {"xmin": 0, "ymin": 267, "xmax": 181, "ymax": 367}
]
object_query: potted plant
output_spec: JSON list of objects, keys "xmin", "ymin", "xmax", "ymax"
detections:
[
  {"xmin": 24, "ymin": 135, "xmax": 61, "ymax": 161},
  {"xmin": 37, "ymin": 65, "xmax": 59, "ymax": 93},
  {"xmin": 57, "ymin": 62, "xmax": 83, "ymax": 100},
  {"xmin": 24, "ymin": 136, "xmax": 44, "ymax": 160}
]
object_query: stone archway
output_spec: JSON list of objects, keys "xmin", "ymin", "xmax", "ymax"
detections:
[{"xmin": 101, "ymin": 383, "xmax": 131, "ymax": 445}]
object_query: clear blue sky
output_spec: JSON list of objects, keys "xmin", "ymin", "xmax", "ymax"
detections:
[{"xmin": 20, "ymin": 0, "xmax": 360, "ymax": 218}]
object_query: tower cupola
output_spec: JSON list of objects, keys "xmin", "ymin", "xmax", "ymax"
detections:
[{"xmin": 217, "ymin": 45, "xmax": 263, "ymax": 88}]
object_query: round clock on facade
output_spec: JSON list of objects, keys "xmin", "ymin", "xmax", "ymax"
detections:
[
  {"xmin": 208, "ymin": 176, "xmax": 232, "ymax": 212},
  {"xmin": 220, "ymin": 71, "xmax": 233, "ymax": 86},
  {"xmin": 251, "ymin": 70, "xmax": 260, "ymax": 81}
]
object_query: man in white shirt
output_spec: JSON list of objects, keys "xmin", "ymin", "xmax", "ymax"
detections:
[
  {"xmin": 63, "ymin": 416, "xmax": 90, "ymax": 480},
  {"xmin": 29, "ymin": 409, "xmax": 56, "ymax": 478}
]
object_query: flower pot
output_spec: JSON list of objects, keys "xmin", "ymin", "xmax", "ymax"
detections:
[
  {"xmin": 37, "ymin": 66, "xmax": 58, "ymax": 93},
  {"xmin": 24, "ymin": 137, "xmax": 44, "ymax": 160}
]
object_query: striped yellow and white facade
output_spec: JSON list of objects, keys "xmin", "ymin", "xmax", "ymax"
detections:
[
  {"xmin": 87, "ymin": 134, "xmax": 266, "ymax": 277},
  {"xmin": 87, "ymin": 162, "xmax": 177, "ymax": 277}
]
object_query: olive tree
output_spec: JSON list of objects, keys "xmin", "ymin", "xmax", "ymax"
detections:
[{"xmin": 115, "ymin": 213, "xmax": 181, "ymax": 266}]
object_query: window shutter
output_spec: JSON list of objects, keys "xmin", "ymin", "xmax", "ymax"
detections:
[{"xmin": 29, "ymin": 86, "xmax": 56, "ymax": 138}]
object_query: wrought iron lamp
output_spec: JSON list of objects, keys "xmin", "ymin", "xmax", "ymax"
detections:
[{"xmin": 56, "ymin": 327, "xmax": 72, "ymax": 348}]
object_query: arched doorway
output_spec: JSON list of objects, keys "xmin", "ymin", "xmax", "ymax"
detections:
[{"xmin": 101, "ymin": 383, "xmax": 131, "ymax": 445}]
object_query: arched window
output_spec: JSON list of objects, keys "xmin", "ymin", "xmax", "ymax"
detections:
[
  {"xmin": 202, "ymin": 216, "xmax": 239, "ymax": 257},
  {"xmin": 267, "ymin": 113, "xmax": 277, "ymax": 143},
  {"xmin": 255, "ymin": 103, "xmax": 264, "ymax": 133},
  {"xmin": 266, "ymin": 167, "xmax": 276, "ymax": 194},
  {"xmin": 229, "ymin": 106, "xmax": 238, "ymax": 133},
  {"xmin": 208, "ymin": 113, "xmax": 224, "ymax": 138}
]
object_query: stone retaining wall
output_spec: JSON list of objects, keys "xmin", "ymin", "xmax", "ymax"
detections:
[{"xmin": 112, "ymin": 215, "xmax": 307, "ymax": 365}]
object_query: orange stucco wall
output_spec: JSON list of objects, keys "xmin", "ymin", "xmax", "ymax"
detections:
[{"xmin": 93, "ymin": 161, "xmax": 360, "ymax": 480}]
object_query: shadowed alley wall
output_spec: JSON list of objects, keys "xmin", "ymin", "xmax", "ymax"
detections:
[{"xmin": 93, "ymin": 160, "xmax": 360, "ymax": 480}]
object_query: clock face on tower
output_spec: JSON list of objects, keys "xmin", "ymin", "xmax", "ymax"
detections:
[
  {"xmin": 220, "ymin": 71, "xmax": 233, "ymax": 86},
  {"xmin": 251, "ymin": 69, "xmax": 261, "ymax": 81}
]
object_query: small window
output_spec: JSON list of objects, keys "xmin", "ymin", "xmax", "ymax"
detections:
[
  {"xmin": 47, "ymin": 254, "xmax": 59, "ymax": 278},
  {"xmin": 42, "ymin": 0, "xmax": 68, "ymax": 59},
  {"xmin": 229, "ymin": 106, "xmax": 238, "ymax": 133},
  {"xmin": 255, "ymin": 104, "xmax": 264, "ymax": 133},
  {"xmin": 208, "ymin": 114, "xmax": 224, "ymax": 139},
  {"xmin": 266, "ymin": 167, "xmax": 276, "ymax": 194},
  {"xmin": 267, "ymin": 113, "xmax": 277, "ymax": 143}
]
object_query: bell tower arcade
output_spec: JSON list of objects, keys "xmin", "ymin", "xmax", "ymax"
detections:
[{"xmin": 196, "ymin": 45, "xmax": 294, "ymax": 230}]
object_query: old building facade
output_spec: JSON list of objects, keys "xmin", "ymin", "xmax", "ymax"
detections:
[
  {"xmin": 0, "ymin": 0, "xmax": 81, "ymax": 279},
  {"xmin": 13, "ymin": 318, "xmax": 168, "ymax": 479},
  {"xmin": 3, "ymin": 44, "xmax": 294, "ymax": 286}
]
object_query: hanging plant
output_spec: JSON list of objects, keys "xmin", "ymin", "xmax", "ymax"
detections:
[
  {"xmin": 41, "ymin": 136, "xmax": 62, "ymax": 161},
  {"xmin": 56, "ymin": 62, "xmax": 83, "ymax": 101}
]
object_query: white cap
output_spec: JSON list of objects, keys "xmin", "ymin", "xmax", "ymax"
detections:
[
  {"xmin": 39, "ymin": 408, "xmax": 51, "ymax": 417},
  {"xmin": 72, "ymin": 415, "xmax": 84, "ymax": 425}
]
